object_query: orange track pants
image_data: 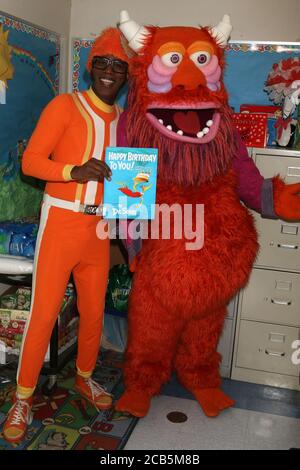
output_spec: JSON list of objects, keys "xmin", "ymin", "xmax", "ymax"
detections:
[{"xmin": 17, "ymin": 201, "xmax": 109, "ymax": 394}]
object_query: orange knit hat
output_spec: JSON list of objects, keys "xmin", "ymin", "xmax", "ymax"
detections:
[{"xmin": 86, "ymin": 27, "xmax": 130, "ymax": 72}]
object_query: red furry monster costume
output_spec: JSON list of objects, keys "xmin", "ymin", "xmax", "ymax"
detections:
[{"xmin": 114, "ymin": 12, "xmax": 299, "ymax": 418}]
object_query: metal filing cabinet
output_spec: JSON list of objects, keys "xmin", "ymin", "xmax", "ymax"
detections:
[
  {"xmin": 218, "ymin": 297, "xmax": 238, "ymax": 378},
  {"xmin": 232, "ymin": 148, "xmax": 300, "ymax": 390}
]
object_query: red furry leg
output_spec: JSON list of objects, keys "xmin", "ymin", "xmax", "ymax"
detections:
[
  {"xmin": 174, "ymin": 307, "xmax": 235, "ymax": 417},
  {"xmin": 115, "ymin": 275, "xmax": 184, "ymax": 417},
  {"xmin": 192, "ymin": 388, "xmax": 235, "ymax": 417},
  {"xmin": 115, "ymin": 390, "xmax": 152, "ymax": 418}
]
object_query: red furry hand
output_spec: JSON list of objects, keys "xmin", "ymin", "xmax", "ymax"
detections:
[{"xmin": 273, "ymin": 176, "xmax": 300, "ymax": 221}]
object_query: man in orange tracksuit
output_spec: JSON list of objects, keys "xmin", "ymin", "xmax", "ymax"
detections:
[{"xmin": 3, "ymin": 28, "xmax": 129, "ymax": 443}]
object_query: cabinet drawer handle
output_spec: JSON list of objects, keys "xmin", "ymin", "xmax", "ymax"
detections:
[
  {"xmin": 265, "ymin": 350, "xmax": 285, "ymax": 357},
  {"xmin": 277, "ymin": 243, "xmax": 298, "ymax": 250},
  {"xmin": 271, "ymin": 299, "xmax": 292, "ymax": 306}
]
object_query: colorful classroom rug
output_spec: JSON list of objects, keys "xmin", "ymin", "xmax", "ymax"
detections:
[{"xmin": 0, "ymin": 349, "xmax": 138, "ymax": 450}]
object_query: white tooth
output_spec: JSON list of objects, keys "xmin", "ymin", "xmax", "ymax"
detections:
[
  {"xmin": 167, "ymin": 125, "xmax": 173, "ymax": 131},
  {"xmin": 197, "ymin": 131, "xmax": 204, "ymax": 138},
  {"xmin": 206, "ymin": 120, "xmax": 213, "ymax": 127},
  {"xmin": 158, "ymin": 119, "xmax": 164, "ymax": 124},
  {"xmin": 177, "ymin": 130, "xmax": 184, "ymax": 136},
  {"xmin": 203, "ymin": 127, "xmax": 210, "ymax": 134}
]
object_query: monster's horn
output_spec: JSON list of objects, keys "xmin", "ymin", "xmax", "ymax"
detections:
[
  {"xmin": 119, "ymin": 10, "xmax": 149, "ymax": 53},
  {"xmin": 210, "ymin": 14, "xmax": 232, "ymax": 46}
]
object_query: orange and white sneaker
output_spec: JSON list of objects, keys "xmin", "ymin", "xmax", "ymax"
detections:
[
  {"xmin": 3, "ymin": 396, "xmax": 33, "ymax": 443},
  {"xmin": 75, "ymin": 375, "xmax": 112, "ymax": 411}
]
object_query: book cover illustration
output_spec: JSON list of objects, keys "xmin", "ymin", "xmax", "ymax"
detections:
[{"xmin": 103, "ymin": 147, "xmax": 158, "ymax": 220}]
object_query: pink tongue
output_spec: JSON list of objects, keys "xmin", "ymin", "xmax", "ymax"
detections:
[{"xmin": 173, "ymin": 111, "xmax": 200, "ymax": 134}]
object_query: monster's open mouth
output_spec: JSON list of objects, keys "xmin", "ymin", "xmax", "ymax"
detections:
[{"xmin": 146, "ymin": 103, "xmax": 221, "ymax": 144}]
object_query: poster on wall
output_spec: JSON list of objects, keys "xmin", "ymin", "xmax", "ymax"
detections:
[
  {"xmin": 0, "ymin": 12, "xmax": 60, "ymax": 222},
  {"xmin": 72, "ymin": 38, "xmax": 300, "ymax": 113},
  {"xmin": 224, "ymin": 41, "xmax": 300, "ymax": 112}
]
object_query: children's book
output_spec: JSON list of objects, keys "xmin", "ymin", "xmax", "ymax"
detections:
[{"xmin": 103, "ymin": 147, "xmax": 158, "ymax": 219}]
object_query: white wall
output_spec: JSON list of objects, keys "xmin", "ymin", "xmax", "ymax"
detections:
[
  {"xmin": 0, "ymin": 0, "xmax": 71, "ymax": 36},
  {"xmin": 70, "ymin": 0, "xmax": 300, "ymax": 42},
  {"xmin": 0, "ymin": 0, "xmax": 72, "ymax": 89}
]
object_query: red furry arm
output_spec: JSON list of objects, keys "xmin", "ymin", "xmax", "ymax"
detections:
[
  {"xmin": 273, "ymin": 176, "xmax": 300, "ymax": 221},
  {"xmin": 232, "ymin": 131, "xmax": 278, "ymax": 218},
  {"xmin": 232, "ymin": 132, "xmax": 300, "ymax": 220},
  {"xmin": 232, "ymin": 131, "xmax": 264, "ymax": 212}
]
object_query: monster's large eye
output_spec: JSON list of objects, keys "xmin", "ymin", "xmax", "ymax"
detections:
[
  {"xmin": 190, "ymin": 51, "xmax": 211, "ymax": 68},
  {"xmin": 161, "ymin": 52, "xmax": 183, "ymax": 68}
]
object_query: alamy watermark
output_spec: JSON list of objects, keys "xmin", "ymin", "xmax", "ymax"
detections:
[
  {"xmin": 291, "ymin": 340, "xmax": 300, "ymax": 366},
  {"xmin": 96, "ymin": 201, "xmax": 204, "ymax": 251}
]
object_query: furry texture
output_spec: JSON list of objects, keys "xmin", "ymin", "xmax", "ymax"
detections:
[
  {"xmin": 123, "ymin": 173, "xmax": 258, "ymax": 394},
  {"xmin": 127, "ymin": 91, "xmax": 237, "ymax": 186},
  {"xmin": 273, "ymin": 175, "xmax": 300, "ymax": 220},
  {"xmin": 116, "ymin": 24, "xmax": 259, "ymax": 413},
  {"xmin": 125, "ymin": 24, "xmax": 238, "ymax": 186},
  {"xmin": 86, "ymin": 28, "xmax": 129, "ymax": 71}
]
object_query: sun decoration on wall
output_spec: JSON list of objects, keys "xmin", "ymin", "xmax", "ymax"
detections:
[
  {"xmin": 0, "ymin": 24, "xmax": 14, "ymax": 82},
  {"xmin": 0, "ymin": 24, "xmax": 14, "ymax": 103}
]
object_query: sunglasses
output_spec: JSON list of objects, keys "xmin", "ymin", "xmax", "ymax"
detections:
[{"xmin": 92, "ymin": 56, "xmax": 128, "ymax": 74}]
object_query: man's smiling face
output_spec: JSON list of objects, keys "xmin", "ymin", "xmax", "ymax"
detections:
[{"xmin": 91, "ymin": 55, "xmax": 128, "ymax": 105}]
